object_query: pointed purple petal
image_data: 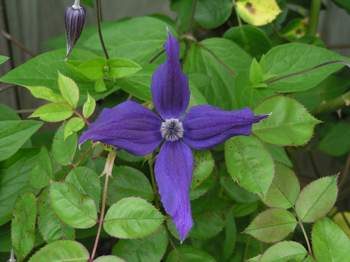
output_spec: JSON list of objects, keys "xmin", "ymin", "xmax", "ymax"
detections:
[
  {"xmin": 151, "ymin": 32, "xmax": 190, "ymax": 119},
  {"xmin": 183, "ymin": 105, "xmax": 268, "ymax": 150},
  {"xmin": 79, "ymin": 100, "xmax": 162, "ymax": 156},
  {"xmin": 155, "ymin": 141, "xmax": 193, "ymax": 241}
]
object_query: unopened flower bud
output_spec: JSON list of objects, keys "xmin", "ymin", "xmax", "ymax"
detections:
[{"xmin": 65, "ymin": 0, "xmax": 86, "ymax": 58}]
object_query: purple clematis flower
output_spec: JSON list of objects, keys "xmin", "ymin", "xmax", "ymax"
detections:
[{"xmin": 80, "ymin": 32, "xmax": 268, "ymax": 241}]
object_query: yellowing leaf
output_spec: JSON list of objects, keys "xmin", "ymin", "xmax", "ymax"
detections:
[
  {"xmin": 333, "ymin": 212, "xmax": 350, "ymax": 238},
  {"xmin": 236, "ymin": 0, "xmax": 281, "ymax": 26}
]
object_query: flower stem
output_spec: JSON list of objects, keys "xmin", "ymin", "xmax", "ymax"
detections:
[
  {"xmin": 313, "ymin": 90, "xmax": 350, "ymax": 114},
  {"xmin": 73, "ymin": 0, "xmax": 81, "ymax": 8},
  {"xmin": 89, "ymin": 150, "xmax": 116, "ymax": 262},
  {"xmin": 308, "ymin": 0, "xmax": 321, "ymax": 37},
  {"xmin": 96, "ymin": 0, "xmax": 109, "ymax": 59},
  {"xmin": 148, "ymin": 156, "xmax": 160, "ymax": 209}
]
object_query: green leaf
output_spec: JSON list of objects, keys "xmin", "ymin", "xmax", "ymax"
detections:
[
  {"xmin": 0, "ymin": 149, "xmax": 39, "ymax": 225},
  {"xmin": 184, "ymin": 38, "xmax": 252, "ymax": 109},
  {"xmin": 225, "ymin": 136, "xmax": 274, "ymax": 197},
  {"xmin": 265, "ymin": 144, "xmax": 292, "ymax": 167},
  {"xmin": 29, "ymin": 147, "xmax": 53, "ymax": 189},
  {"xmin": 253, "ymin": 96, "xmax": 320, "ymax": 146},
  {"xmin": 312, "ymin": 218, "xmax": 350, "ymax": 262},
  {"xmin": 263, "ymin": 164, "xmax": 300, "ymax": 209},
  {"xmin": 224, "ymin": 25, "xmax": 272, "ymax": 58},
  {"xmin": 75, "ymin": 58, "xmax": 106, "ymax": 80},
  {"xmin": 295, "ymin": 176, "xmax": 338, "ymax": 223},
  {"xmin": 38, "ymin": 190, "xmax": 75, "ymax": 243},
  {"xmin": 64, "ymin": 117, "xmax": 85, "ymax": 139},
  {"xmin": 318, "ymin": 122, "xmax": 350, "ymax": 156},
  {"xmin": 223, "ymin": 210, "xmax": 237, "ymax": 260},
  {"xmin": 112, "ymin": 226, "xmax": 168, "ymax": 262},
  {"xmin": 11, "ymin": 192, "xmax": 37, "ymax": 261},
  {"xmin": 236, "ymin": 0, "xmax": 281, "ymax": 26},
  {"xmin": 260, "ymin": 43, "xmax": 346, "ymax": 92},
  {"xmin": 104, "ymin": 197, "xmax": 163, "ymax": 239},
  {"xmin": 94, "ymin": 256, "xmax": 125, "ymax": 262},
  {"xmin": 194, "ymin": 0, "xmax": 233, "ymax": 29},
  {"xmin": 249, "ymin": 58, "xmax": 264, "ymax": 85},
  {"xmin": 24, "ymin": 86, "xmax": 64, "ymax": 103},
  {"xmin": 83, "ymin": 93, "xmax": 96, "ymax": 118},
  {"xmin": 191, "ymin": 211, "xmax": 225, "ymax": 240},
  {"xmin": 232, "ymin": 202, "xmax": 258, "ymax": 217},
  {"xmin": 82, "ymin": 17, "xmax": 170, "ymax": 64},
  {"xmin": 30, "ymin": 103, "xmax": 73, "ymax": 122},
  {"xmin": 58, "ymin": 72, "xmax": 80, "ymax": 108},
  {"xmin": 66, "ymin": 167, "xmax": 101, "ymax": 209},
  {"xmin": 334, "ymin": 0, "xmax": 350, "ymax": 13},
  {"xmin": 0, "ymin": 120, "xmax": 42, "ymax": 161},
  {"xmin": 107, "ymin": 58, "xmax": 142, "ymax": 79},
  {"xmin": 191, "ymin": 150, "xmax": 214, "ymax": 189},
  {"xmin": 0, "ymin": 55, "xmax": 9, "ymax": 64},
  {"xmin": 170, "ymin": 0, "xmax": 194, "ymax": 33},
  {"xmin": 258, "ymin": 241, "xmax": 307, "ymax": 262},
  {"xmin": 0, "ymin": 103, "xmax": 20, "ymax": 120},
  {"xmin": 244, "ymin": 208, "xmax": 297, "ymax": 243},
  {"xmin": 108, "ymin": 166, "xmax": 154, "ymax": 204},
  {"xmin": 52, "ymin": 124, "xmax": 77, "ymax": 165},
  {"xmin": 50, "ymin": 182, "xmax": 97, "ymax": 229},
  {"xmin": 28, "ymin": 240, "xmax": 89, "ymax": 262},
  {"xmin": 166, "ymin": 246, "xmax": 216, "ymax": 262}
]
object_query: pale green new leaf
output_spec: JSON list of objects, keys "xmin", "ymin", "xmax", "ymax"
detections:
[
  {"xmin": 64, "ymin": 117, "xmax": 85, "ymax": 139},
  {"xmin": 58, "ymin": 72, "xmax": 80, "ymax": 108},
  {"xmin": 24, "ymin": 86, "xmax": 64, "ymax": 102},
  {"xmin": 104, "ymin": 197, "xmax": 163, "ymax": 239},
  {"xmin": 30, "ymin": 103, "xmax": 73, "ymax": 122},
  {"xmin": 312, "ymin": 218, "xmax": 350, "ymax": 262},
  {"xmin": 225, "ymin": 136, "xmax": 274, "ymax": 197},
  {"xmin": 253, "ymin": 96, "xmax": 321, "ymax": 146},
  {"xmin": 28, "ymin": 240, "xmax": 89, "ymax": 262},
  {"xmin": 295, "ymin": 176, "xmax": 338, "ymax": 223},
  {"xmin": 50, "ymin": 182, "xmax": 97, "ymax": 229},
  {"xmin": 83, "ymin": 93, "xmax": 96, "ymax": 118},
  {"xmin": 11, "ymin": 193, "xmax": 37, "ymax": 261},
  {"xmin": 244, "ymin": 208, "xmax": 297, "ymax": 243},
  {"xmin": 0, "ymin": 120, "xmax": 42, "ymax": 161},
  {"xmin": 263, "ymin": 164, "xmax": 300, "ymax": 209},
  {"xmin": 107, "ymin": 58, "xmax": 142, "ymax": 79},
  {"xmin": 259, "ymin": 241, "xmax": 307, "ymax": 262}
]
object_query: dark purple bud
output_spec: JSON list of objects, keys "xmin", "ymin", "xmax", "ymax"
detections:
[{"xmin": 65, "ymin": 0, "xmax": 86, "ymax": 58}]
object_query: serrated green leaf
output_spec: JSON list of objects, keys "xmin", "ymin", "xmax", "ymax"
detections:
[
  {"xmin": 112, "ymin": 226, "xmax": 168, "ymax": 262},
  {"xmin": 107, "ymin": 58, "xmax": 142, "ymax": 79},
  {"xmin": 30, "ymin": 103, "xmax": 73, "ymax": 122},
  {"xmin": 263, "ymin": 164, "xmax": 300, "ymax": 209},
  {"xmin": 253, "ymin": 96, "xmax": 321, "ymax": 146},
  {"xmin": 295, "ymin": 176, "xmax": 338, "ymax": 223},
  {"xmin": 29, "ymin": 147, "xmax": 53, "ymax": 189},
  {"xmin": 191, "ymin": 211, "xmax": 225, "ymax": 240},
  {"xmin": 312, "ymin": 218, "xmax": 350, "ymax": 262},
  {"xmin": 223, "ymin": 209, "xmax": 237, "ymax": 260},
  {"xmin": 220, "ymin": 176, "xmax": 258, "ymax": 203},
  {"xmin": 225, "ymin": 136, "xmax": 274, "ymax": 197},
  {"xmin": 66, "ymin": 167, "xmax": 101, "ymax": 209},
  {"xmin": 244, "ymin": 208, "xmax": 297, "ymax": 243},
  {"xmin": 50, "ymin": 182, "xmax": 97, "ymax": 229},
  {"xmin": 24, "ymin": 86, "xmax": 64, "ymax": 102},
  {"xmin": 104, "ymin": 197, "xmax": 163, "ymax": 239},
  {"xmin": 83, "ymin": 93, "xmax": 96, "ymax": 118},
  {"xmin": 52, "ymin": 124, "xmax": 77, "ymax": 165},
  {"xmin": 94, "ymin": 256, "xmax": 125, "ymax": 262},
  {"xmin": 38, "ymin": 190, "xmax": 75, "ymax": 243},
  {"xmin": 194, "ymin": 0, "xmax": 233, "ymax": 29},
  {"xmin": 166, "ymin": 246, "xmax": 215, "ymax": 262},
  {"xmin": 259, "ymin": 241, "xmax": 307, "ymax": 262},
  {"xmin": 236, "ymin": 0, "xmax": 281, "ymax": 26},
  {"xmin": 11, "ymin": 192, "xmax": 37, "ymax": 261},
  {"xmin": 260, "ymin": 43, "xmax": 346, "ymax": 92},
  {"xmin": 265, "ymin": 144, "xmax": 292, "ymax": 167},
  {"xmin": 108, "ymin": 166, "xmax": 154, "ymax": 204},
  {"xmin": 28, "ymin": 240, "xmax": 89, "ymax": 262},
  {"xmin": 232, "ymin": 202, "xmax": 258, "ymax": 217},
  {"xmin": 0, "ymin": 120, "xmax": 42, "ymax": 161},
  {"xmin": 64, "ymin": 117, "xmax": 85, "ymax": 139},
  {"xmin": 192, "ymin": 150, "xmax": 214, "ymax": 189},
  {"xmin": 0, "ymin": 149, "xmax": 39, "ymax": 225},
  {"xmin": 58, "ymin": 73, "xmax": 80, "ymax": 108}
]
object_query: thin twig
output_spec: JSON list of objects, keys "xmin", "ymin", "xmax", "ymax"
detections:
[
  {"xmin": 89, "ymin": 150, "xmax": 116, "ymax": 262},
  {"xmin": 294, "ymin": 209, "xmax": 313, "ymax": 256},
  {"xmin": 1, "ymin": 30, "xmax": 35, "ymax": 57},
  {"xmin": 74, "ymin": 110, "xmax": 90, "ymax": 126},
  {"xmin": 188, "ymin": 0, "xmax": 198, "ymax": 33},
  {"xmin": 96, "ymin": 0, "xmax": 109, "ymax": 59},
  {"xmin": 341, "ymin": 212, "xmax": 350, "ymax": 229}
]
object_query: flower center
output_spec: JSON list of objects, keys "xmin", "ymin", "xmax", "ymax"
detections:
[{"xmin": 160, "ymin": 118, "xmax": 184, "ymax": 141}]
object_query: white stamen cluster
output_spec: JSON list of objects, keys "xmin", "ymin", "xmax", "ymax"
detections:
[{"xmin": 160, "ymin": 118, "xmax": 184, "ymax": 141}]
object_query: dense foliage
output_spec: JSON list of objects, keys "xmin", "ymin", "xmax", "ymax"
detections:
[{"xmin": 1, "ymin": 0, "xmax": 350, "ymax": 261}]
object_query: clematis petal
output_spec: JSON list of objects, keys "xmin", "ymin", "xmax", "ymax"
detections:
[
  {"xmin": 183, "ymin": 105, "xmax": 268, "ymax": 150},
  {"xmin": 151, "ymin": 32, "xmax": 190, "ymax": 119},
  {"xmin": 79, "ymin": 100, "xmax": 162, "ymax": 156},
  {"xmin": 155, "ymin": 141, "xmax": 193, "ymax": 241}
]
